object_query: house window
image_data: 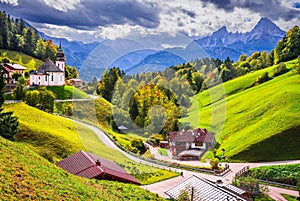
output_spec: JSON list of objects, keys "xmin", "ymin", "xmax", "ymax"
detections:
[
  {"xmin": 38, "ymin": 76, "xmax": 40, "ymax": 80},
  {"xmin": 45, "ymin": 76, "xmax": 47, "ymax": 81},
  {"xmin": 51, "ymin": 74, "xmax": 54, "ymax": 82},
  {"xmin": 195, "ymin": 142, "xmax": 203, "ymax": 147}
]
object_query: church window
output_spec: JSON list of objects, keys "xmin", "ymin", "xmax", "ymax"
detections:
[{"xmin": 51, "ymin": 74, "xmax": 54, "ymax": 82}]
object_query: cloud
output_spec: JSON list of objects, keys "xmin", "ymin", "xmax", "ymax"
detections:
[
  {"xmin": 1, "ymin": 0, "xmax": 299, "ymax": 42},
  {"xmin": 202, "ymin": 0, "xmax": 300, "ymax": 21},
  {"xmin": 0, "ymin": 0, "xmax": 18, "ymax": 6},
  {"xmin": 0, "ymin": 0, "xmax": 160, "ymax": 30}
]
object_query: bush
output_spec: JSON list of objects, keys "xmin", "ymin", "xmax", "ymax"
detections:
[
  {"xmin": 210, "ymin": 158, "xmax": 219, "ymax": 170},
  {"xmin": 39, "ymin": 148, "xmax": 55, "ymax": 163},
  {"xmin": 273, "ymin": 63, "xmax": 287, "ymax": 76},
  {"xmin": 255, "ymin": 72, "xmax": 270, "ymax": 85},
  {"xmin": 130, "ymin": 138, "xmax": 146, "ymax": 154},
  {"xmin": 149, "ymin": 134, "xmax": 164, "ymax": 146},
  {"xmin": 25, "ymin": 89, "xmax": 56, "ymax": 113}
]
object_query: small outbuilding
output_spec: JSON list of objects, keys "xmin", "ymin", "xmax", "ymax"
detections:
[{"xmin": 56, "ymin": 150, "xmax": 140, "ymax": 185}]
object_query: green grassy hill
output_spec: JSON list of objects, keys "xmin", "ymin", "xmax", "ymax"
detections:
[
  {"xmin": 181, "ymin": 59, "xmax": 300, "ymax": 162},
  {"xmin": 0, "ymin": 49, "xmax": 43, "ymax": 71},
  {"xmin": 4, "ymin": 102, "xmax": 178, "ymax": 184},
  {"xmin": 46, "ymin": 86, "xmax": 90, "ymax": 99},
  {"xmin": 0, "ymin": 136, "xmax": 166, "ymax": 201},
  {"xmin": 3, "ymin": 102, "xmax": 87, "ymax": 161},
  {"xmin": 60, "ymin": 98, "xmax": 178, "ymax": 184}
]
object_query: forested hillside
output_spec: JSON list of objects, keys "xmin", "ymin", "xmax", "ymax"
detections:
[{"xmin": 0, "ymin": 11, "xmax": 58, "ymax": 61}]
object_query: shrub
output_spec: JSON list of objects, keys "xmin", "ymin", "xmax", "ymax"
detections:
[
  {"xmin": 255, "ymin": 72, "xmax": 270, "ymax": 85},
  {"xmin": 39, "ymin": 148, "xmax": 55, "ymax": 162},
  {"xmin": 25, "ymin": 89, "xmax": 56, "ymax": 113},
  {"xmin": 273, "ymin": 63, "xmax": 287, "ymax": 76},
  {"xmin": 210, "ymin": 158, "xmax": 219, "ymax": 170}
]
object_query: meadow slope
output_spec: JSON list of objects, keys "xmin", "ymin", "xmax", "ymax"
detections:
[
  {"xmin": 181, "ymin": 59, "xmax": 300, "ymax": 161},
  {"xmin": 0, "ymin": 137, "xmax": 166, "ymax": 201},
  {"xmin": 4, "ymin": 102, "xmax": 178, "ymax": 184}
]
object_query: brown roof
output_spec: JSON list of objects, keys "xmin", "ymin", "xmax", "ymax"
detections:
[
  {"xmin": 169, "ymin": 128, "xmax": 215, "ymax": 144},
  {"xmin": 173, "ymin": 131, "xmax": 195, "ymax": 142},
  {"xmin": 56, "ymin": 150, "xmax": 140, "ymax": 185}
]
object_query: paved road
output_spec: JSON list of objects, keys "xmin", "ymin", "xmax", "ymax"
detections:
[
  {"xmin": 76, "ymin": 120, "xmax": 300, "ymax": 200},
  {"xmin": 75, "ymin": 121, "xmax": 180, "ymax": 172}
]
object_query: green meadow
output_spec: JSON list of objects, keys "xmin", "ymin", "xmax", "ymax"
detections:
[
  {"xmin": 4, "ymin": 102, "xmax": 178, "ymax": 184},
  {"xmin": 46, "ymin": 86, "xmax": 90, "ymax": 99},
  {"xmin": 181, "ymin": 59, "xmax": 300, "ymax": 161},
  {"xmin": 0, "ymin": 137, "xmax": 166, "ymax": 201},
  {"xmin": 0, "ymin": 49, "xmax": 43, "ymax": 71}
]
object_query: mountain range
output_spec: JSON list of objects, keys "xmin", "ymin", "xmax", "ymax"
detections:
[
  {"xmin": 196, "ymin": 17, "xmax": 285, "ymax": 61},
  {"xmin": 36, "ymin": 17, "xmax": 285, "ymax": 80}
]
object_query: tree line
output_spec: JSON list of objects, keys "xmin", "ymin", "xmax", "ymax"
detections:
[
  {"xmin": 96, "ymin": 25, "xmax": 300, "ymax": 138},
  {"xmin": 0, "ymin": 11, "xmax": 57, "ymax": 61}
]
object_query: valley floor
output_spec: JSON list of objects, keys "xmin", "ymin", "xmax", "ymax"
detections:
[{"xmin": 76, "ymin": 119, "xmax": 300, "ymax": 200}]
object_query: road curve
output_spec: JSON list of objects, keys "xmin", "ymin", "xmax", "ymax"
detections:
[{"xmin": 74, "ymin": 120, "xmax": 300, "ymax": 200}]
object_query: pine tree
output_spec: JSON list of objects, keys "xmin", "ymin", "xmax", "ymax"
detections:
[{"xmin": 0, "ymin": 67, "xmax": 19, "ymax": 141}]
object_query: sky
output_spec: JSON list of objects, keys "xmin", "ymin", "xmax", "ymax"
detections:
[{"xmin": 0, "ymin": 0, "xmax": 299, "ymax": 43}]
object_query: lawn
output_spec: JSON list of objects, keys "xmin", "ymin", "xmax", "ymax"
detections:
[
  {"xmin": 181, "ymin": 59, "xmax": 300, "ymax": 161},
  {"xmin": 282, "ymin": 194, "xmax": 298, "ymax": 201},
  {"xmin": 46, "ymin": 86, "xmax": 90, "ymax": 99},
  {"xmin": 247, "ymin": 164, "xmax": 300, "ymax": 186},
  {"xmin": 0, "ymin": 136, "xmax": 167, "ymax": 201},
  {"xmin": 158, "ymin": 148, "xmax": 169, "ymax": 156}
]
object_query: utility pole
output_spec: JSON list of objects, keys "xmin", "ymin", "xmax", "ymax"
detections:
[{"xmin": 191, "ymin": 187, "xmax": 194, "ymax": 201}]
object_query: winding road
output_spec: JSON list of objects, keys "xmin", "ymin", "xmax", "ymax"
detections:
[{"xmin": 76, "ymin": 120, "xmax": 300, "ymax": 201}]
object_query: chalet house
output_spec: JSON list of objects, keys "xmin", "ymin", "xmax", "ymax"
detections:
[
  {"xmin": 56, "ymin": 150, "xmax": 140, "ymax": 185},
  {"xmin": 165, "ymin": 175, "xmax": 250, "ymax": 201},
  {"xmin": 66, "ymin": 78, "xmax": 83, "ymax": 88},
  {"xmin": 30, "ymin": 47, "xmax": 65, "ymax": 86},
  {"xmin": 1, "ymin": 63, "xmax": 27, "ymax": 84},
  {"xmin": 168, "ymin": 128, "xmax": 215, "ymax": 160}
]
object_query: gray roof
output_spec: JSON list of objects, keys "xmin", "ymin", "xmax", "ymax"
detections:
[
  {"xmin": 165, "ymin": 175, "xmax": 249, "ymax": 201},
  {"xmin": 31, "ymin": 58, "xmax": 63, "ymax": 74}
]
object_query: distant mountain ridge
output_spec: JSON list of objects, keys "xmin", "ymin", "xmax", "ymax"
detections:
[
  {"xmin": 32, "ymin": 17, "xmax": 286, "ymax": 79},
  {"xmin": 196, "ymin": 17, "xmax": 286, "ymax": 60}
]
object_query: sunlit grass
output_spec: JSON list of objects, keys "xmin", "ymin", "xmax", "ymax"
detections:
[
  {"xmin": 181, "ymin": 59, "xmax": 300, "ymax": 161},
  {"xmin": 0, "ymin": 137, "xmax": 167, "ymax": 200}
]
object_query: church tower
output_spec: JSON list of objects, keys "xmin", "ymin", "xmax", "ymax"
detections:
[{"xmin": 55, "ymin": 41, "xmax": 66, "ymax": 72}]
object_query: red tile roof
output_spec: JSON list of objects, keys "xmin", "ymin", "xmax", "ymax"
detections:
[{"xmin": 56, "ymin": 150, "xmax": 140, "ymax": 185}]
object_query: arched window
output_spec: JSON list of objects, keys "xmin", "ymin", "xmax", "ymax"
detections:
[{"xmin": 51, "ymin": 74, "xmax": 54, "ymax": 82}]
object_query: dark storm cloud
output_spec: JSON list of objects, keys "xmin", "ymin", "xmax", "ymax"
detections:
[
  {"xmin": 0, "ymin": 0, "xmax": 160, "ymax": 29},
  {"xmin": 202, "ymin": 0, "xmax": 300, "ymax": 21}
]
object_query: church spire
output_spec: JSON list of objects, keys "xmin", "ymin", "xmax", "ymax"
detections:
[{"xmin": 59, "ymin": 40, "xmax": 62, "ymax": 50}]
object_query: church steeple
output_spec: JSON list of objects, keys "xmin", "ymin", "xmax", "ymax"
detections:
[{"xmin": 56, "ymin": 41, "xmax": 66, "ymax": 72}]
